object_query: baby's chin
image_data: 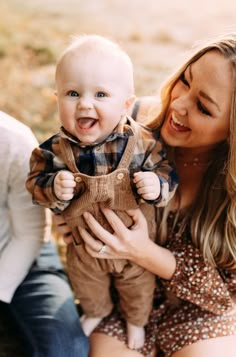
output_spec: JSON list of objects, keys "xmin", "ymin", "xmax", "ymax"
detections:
[
  {"xmin": 75, "ymin": 133, "xmax": 106, "ymax": 146},
  {"xmin": 76, "ymin": 130, "xmax": 113, "ymax": 145}
]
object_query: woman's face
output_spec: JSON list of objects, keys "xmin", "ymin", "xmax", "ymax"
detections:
[{"xmin": 161, "ymin": 51, "xmax": 233, "ymax": 151}]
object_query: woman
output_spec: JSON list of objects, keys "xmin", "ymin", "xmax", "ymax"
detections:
[{"xmin": 56, "ymin": 33, "xmax": 236, "ymax": 356}]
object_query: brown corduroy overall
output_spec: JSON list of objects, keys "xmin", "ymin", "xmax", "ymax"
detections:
[{"xmin": 60, "ymin": 130, "xmax": 156, "ymax": 327}]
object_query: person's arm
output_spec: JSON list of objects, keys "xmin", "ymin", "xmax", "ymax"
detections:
[
  {"xmin": 79, "ymin": 207, "xmax": 235, "ymax": 315},
  {"xmin": 53, "ymin": 206, "xmax": 175, "ymax": 279},
  {"xmin": 161, "ymin": 237, "xmax": 235, "ymax": 315},
  {"xmin": 26, "ymin": 140, "xmax": 71, "ymax": 212},
  {"xmin": 80, "ymin": 208, "xmax": 176, "ymax": 280},
  {"xmin": 0, "ymin": 116, "xmax": 51, "ymax": 302},
  {"xmin": 130, "ymin": 104, "xmax": 178, "ymax": 206},
  {"xmin": 138, "ymin": 129, "xmax": 178, "ymax": 206}
]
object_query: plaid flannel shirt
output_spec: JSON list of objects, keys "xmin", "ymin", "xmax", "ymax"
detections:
[{"xmin": 26, "ymin": 116, "xmax": 178, "ymax": 212}]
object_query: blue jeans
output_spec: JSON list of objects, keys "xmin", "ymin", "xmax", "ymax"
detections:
[{"xmin": 9, "ymin": 241, "xmax": 89, "ymax": 357}]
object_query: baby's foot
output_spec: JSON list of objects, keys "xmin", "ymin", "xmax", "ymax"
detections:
[
  {"xmin": 127, "ymin": 321, "xmax": 145, "ymax": 350},
  {"xmin": 80, "ymin": 315, "xmax": 103, "ymax": 336}
]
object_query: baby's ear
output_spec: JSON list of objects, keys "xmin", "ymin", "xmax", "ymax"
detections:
[
  {"xmin": 54, "ymin": 91, "xmax": 58, "ymax": 97},
  {"xmin": 125, "ymin": 95, "xmax": 136, "ymax": 109}
]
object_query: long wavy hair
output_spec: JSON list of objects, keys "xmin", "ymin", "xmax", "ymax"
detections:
[{"xmin": 148, "ymin": 33, "xmax": 236, "ymax": 271}]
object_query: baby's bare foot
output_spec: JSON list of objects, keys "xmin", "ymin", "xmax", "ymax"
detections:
[
  {"xmin": 127, "ymin": 321, "xmax": 145, "ymax": 350},
  {"xmin": 80, "ymin": 315, "xmax": 103, "ymax": 336}
]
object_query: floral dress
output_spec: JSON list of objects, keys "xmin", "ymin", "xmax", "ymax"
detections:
[{"xmin": 95, "ymin": 212, "xmax": 236, "ymax": 356}]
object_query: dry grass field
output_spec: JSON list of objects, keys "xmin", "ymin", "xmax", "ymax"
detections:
[{"xmin": 0, "ymin": 0, "xmax": 235, "ymax": 355}]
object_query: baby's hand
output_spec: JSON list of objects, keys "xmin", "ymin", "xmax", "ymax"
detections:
[
  {"xmin": 133, "ymin": 171, "xmax": 160, "ymax": 201},
  {"xmin": 54, "ymin": 170, "xmax": 76, "ymax": 201}
]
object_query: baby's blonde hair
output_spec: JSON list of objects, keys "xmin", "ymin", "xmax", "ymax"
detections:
[{"xmin": 55, "ymin": 34, "xmax": 134, "ymax": 94}]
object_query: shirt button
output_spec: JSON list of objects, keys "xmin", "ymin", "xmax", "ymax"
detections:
[
  {"xmin": 117, "ymin": 173, "xmax": 124, "ymax": 180},
  {"xmin": 75, "ymin": 177, "xmax": 82, "ymax": 183}
]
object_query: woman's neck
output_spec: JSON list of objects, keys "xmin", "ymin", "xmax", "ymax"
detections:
[
  {"xmin": 172, "ymin": 147, "xmax": 214, "ymax": 210},
  {"xmin": 174, "ymin": 147, "xmax": 214, "ymax": 168}
]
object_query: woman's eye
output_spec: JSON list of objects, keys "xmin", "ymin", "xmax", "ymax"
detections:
[
  {"xmin": 197, "ymin": 101, "xmax": 211, "ymax": 116},
  {"xmin": 96, "ymin": 92, "xmax": 106, "ymax": 98},
  {"xmin": 68, "ymin": 91, "xmax": 79, "ymax": 97},
  {"xmin": 179, "ymin": 72, "xmax": 189, "ymax": 87}
]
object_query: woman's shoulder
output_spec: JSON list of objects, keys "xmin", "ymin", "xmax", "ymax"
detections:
[{"xmin": 130, "ymin": 96, "xmax": 161, "ymax": 124}]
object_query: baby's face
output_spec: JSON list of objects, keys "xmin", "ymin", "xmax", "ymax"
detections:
[{"xmin": 56, "ymin": 51, "xmax": 134, "ymax": 144}]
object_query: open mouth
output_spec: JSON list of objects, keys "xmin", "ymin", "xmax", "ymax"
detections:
[
  {"xmin": 77, "ymin": 117, "xmax": 97, "ymax": 129},
  {"xmin": 170, "ymin": 113, "xmax": 191, "ymax": 132}
]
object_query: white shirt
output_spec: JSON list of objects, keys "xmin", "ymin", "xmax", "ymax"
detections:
[{"xmin": 0, "ymin": 112, "xmax": 51, "ymax": 302}]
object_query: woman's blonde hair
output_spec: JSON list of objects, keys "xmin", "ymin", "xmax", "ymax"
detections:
[{"xmin": 150, "ymin": 33, "xmax": 236, "ymax": 271}]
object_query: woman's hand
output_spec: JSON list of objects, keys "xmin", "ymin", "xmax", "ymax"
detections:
[
  {"xmin": 53, "ymin": 213, "xmax": 73, "ymax": 244},
  {"xmin": 81, "ymin": 207, "xmax": 176, "ymax": 279},
  {"xmin": 54, "ymin": 208, "xmax": 176, "ymax": 279},
  {"xmin": 79, "ymin": 207, "xmax": 151, "ymax": 261}
]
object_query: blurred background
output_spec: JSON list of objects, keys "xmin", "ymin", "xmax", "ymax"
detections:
[{"xmin": 1, "ymin": 0, "xmax": 236, "ymax": 142}]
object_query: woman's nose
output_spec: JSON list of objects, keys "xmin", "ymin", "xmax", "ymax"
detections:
[{"xmin": 171, "ymin": 96, "xmax": 188, "ymax": 116}]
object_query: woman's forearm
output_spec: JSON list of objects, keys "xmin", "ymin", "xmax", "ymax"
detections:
[
  {"xmin": 133, "ymin": 239, "xmax": 176, "ymax": 280},
  {"xmin": 81, "ymin": 208, "xmax": 176, "ymax": 280}
]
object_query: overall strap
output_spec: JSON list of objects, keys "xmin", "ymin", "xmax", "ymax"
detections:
[
  {"xmin": 116, "ymin": 123, "xmax": 137, "ymax": 170},
  {"xmin": 59, "ymin": 137, "xmax": 80, "ymax": 173}
]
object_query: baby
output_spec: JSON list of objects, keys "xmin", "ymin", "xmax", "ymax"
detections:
[{"xmin": 26, "ymin": 34, "xmax": 178, "ymax": 349}]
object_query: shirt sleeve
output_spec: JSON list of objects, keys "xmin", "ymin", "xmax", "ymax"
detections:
[
  {"xmin": 26, "ymin": 139, "xmax": 70, "ymax": 212},
  {"xmin": 0, "ymin": 122, "xmax": 51, "ymax": 303},
  {"xmin": 139, "ymin": 129, "xmax": 178, "ymax": 206},
  {"xmin": 161, "ymin": 236, "xmax": 235, "ymax": 315}
]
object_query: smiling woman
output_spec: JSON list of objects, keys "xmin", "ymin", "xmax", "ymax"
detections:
[
  {"xmin": 67, "ymin": 33, "xmax": 236, "ymax": 357},
  {"xmin": 159, "ymin": 51, "xmax": 232, "ymax": 150}
]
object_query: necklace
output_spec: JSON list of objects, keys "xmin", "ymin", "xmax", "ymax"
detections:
[
  {"xmin": 182, "ymin": 157, "xmax": 211, "ymax": 167},
  {"xmin": 175, "ymin": 152, "xmax": 212, "ymax": 168}
]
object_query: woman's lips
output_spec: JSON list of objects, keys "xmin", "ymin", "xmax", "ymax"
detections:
[{"xmin": 170, "ymin": 115, "xmax": 191, "ymax": 132}]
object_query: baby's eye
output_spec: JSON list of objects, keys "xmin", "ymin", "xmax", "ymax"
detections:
[
  {"xmin": 96, "ymin": 92, "xmax": 106, "ymax": 98},
  {"xmin": 197, "ymin": 101, "xmax": 211, "ymax": 116},
  {"xmin": 179, "ymin": 72, "xmax": 189, "ymax": 87},
  {"xmin": 68, "ymin": 90, "xmax": 79, "ymax": 97}
]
